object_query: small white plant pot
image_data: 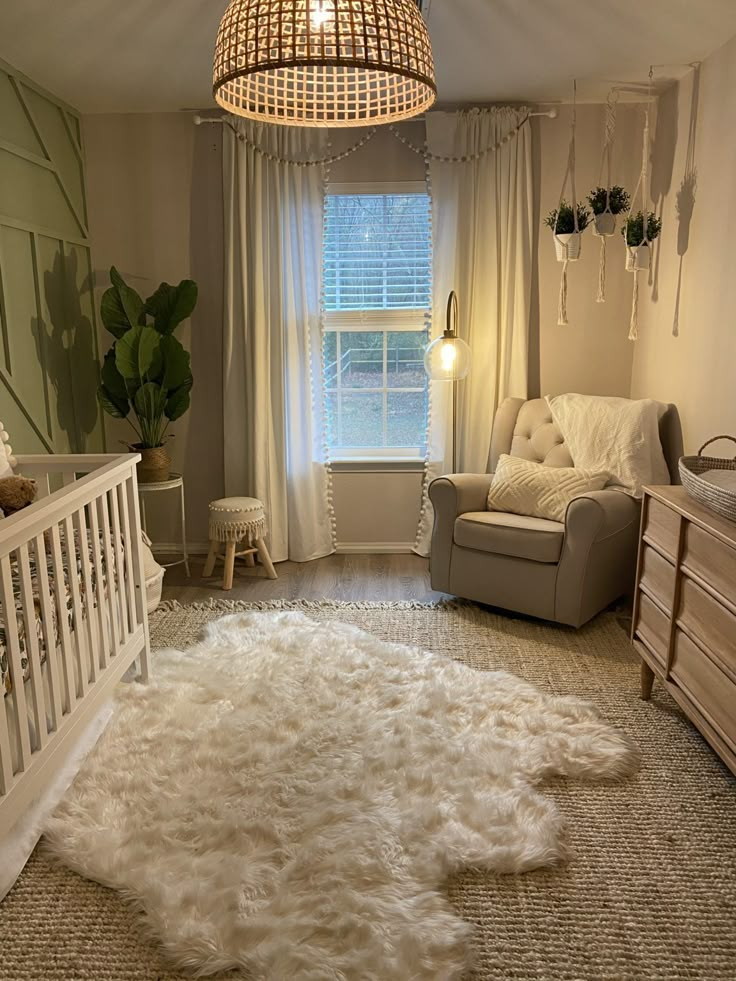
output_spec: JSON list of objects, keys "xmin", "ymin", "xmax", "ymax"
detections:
[
  {"xmin": 593, "ymin": 212, "xmax": 617, "ymax": 236},
  {"xmin": 625, "ymin": 244, "xmax": 651, "ymax": 272},
  {"xmin": 554, "ymin": 232, "xmax": 582, "ymax": 262}
]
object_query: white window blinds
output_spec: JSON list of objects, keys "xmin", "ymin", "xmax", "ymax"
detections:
[{"xmin": 323, "ymin": 193, "xmax": 432, "ymax": 312}]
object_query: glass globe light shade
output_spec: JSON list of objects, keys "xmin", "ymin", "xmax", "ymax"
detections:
[{"xmin": 424, "ymin": 333, "xmax": 472, "ymax": 381}]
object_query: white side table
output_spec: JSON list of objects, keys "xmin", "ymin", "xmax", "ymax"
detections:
[{"xmin": 137, "ymin": 472, "xmax": 190, "ymax": 578}]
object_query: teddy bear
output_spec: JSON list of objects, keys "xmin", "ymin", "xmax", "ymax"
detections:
[{"xmin": 0, "ymin": 475, "xmax": 37, "ymax": 517}]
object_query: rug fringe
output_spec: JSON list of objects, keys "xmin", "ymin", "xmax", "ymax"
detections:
[
  {"xmin": 155, "ymin": 597, "xmax": 472, "ymax": 614},
  {"xmin": 153, "ymin": 596, "xmax": 623, "ymax": 625}
]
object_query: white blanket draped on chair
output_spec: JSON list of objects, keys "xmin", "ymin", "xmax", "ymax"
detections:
[
  {"xmin": 222, "ymin": 121, "xmax": 335, "ymax": 564},
  {"xmin": 415, "ymin": 109, "xmax": 534, "ymax": 556}
]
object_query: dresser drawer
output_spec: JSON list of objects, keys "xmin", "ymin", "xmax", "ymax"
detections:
[
  {"xmin": 671, "ymin": 630, "xmax": 736, "ymax": 753},
  {"xmin": 635, "ymin": 592, "xmax": 670, "ymax": 666},
  {"xmin": 682, "ymin": 523, "xmax": 736, "ymax": 608},
  {"xmin": 678, "ymin": 576, "xmax": 736, "ymax": 680},
  {"xmin": 643, "ymin": 497, "xmax": 681, "ymax": 560},
  {"xmin": 640, "ymin": 544, "xmax": 676, "ymax": 612}
]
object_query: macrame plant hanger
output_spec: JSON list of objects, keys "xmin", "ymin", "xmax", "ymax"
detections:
[
  {"xmin": 554, "ymin": 81, "xmax": 580, "ymax": 326},
  {"xmin": 593, "ymin": 89, "xmax": 620, "ymax": 303},
  {"xmin": 624, "ymin": 68, "xmax": 654, "ymax": 341}
]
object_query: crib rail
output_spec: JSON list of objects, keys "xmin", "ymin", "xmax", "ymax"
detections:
[{"xmin": 0, "ymin": 454, "xmax": 150, "ymax": 830}]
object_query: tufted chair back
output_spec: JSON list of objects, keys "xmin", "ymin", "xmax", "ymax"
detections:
[
  {"xmin": 490, "ymin": 398, "xmax": 571, "ymax": 471},
  {"xmin": 489, "ymin": 396, "xmax": 683, "ymax": 480}
]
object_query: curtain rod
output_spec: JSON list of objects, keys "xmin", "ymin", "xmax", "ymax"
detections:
[{"xmin": 192, "ymin": 108, "xmax": 558, "ymax": 127}]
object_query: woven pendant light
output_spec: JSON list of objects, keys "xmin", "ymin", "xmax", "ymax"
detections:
[{"xmin": 213, "ymin": 0, "xmax": 437, "ymax": 127}]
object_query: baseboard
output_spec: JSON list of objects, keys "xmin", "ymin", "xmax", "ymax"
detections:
[
  {"xmin": 153, "ymin": 542, "xmax": 211, "ymax": 555},
  {"xmin": 335, "ymin": 543, "xmax": 416, "ymax": 554},
  {"xmin": 154, "ymin": 542, "xmax": 418, "ymax": 557}
]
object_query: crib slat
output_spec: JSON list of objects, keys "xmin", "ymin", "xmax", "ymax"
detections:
[
  {"xmin": 17, "ymin": 545, "xmax": 48, "ymax": 750},
  {"xmin": 125, "ymin": 475, "xmax": 150, "ymax": 682},
  {"xmin": 32, "ymin": 533, "xmax": 62, "ymax": 730},
  {"xmin": 73, "ymin": 505, "xmax": 98, "ymax": 685},
  {"xmin": 0, "ymin": 679, "xmax": 12, "ymax": 793},
  {"xmin": 109, "ymin": 489, "xmax": 129, "ymax": 642},
  {"xmin": 0, "ymin": 554, "xmax": 32, "ymax": 771},
  {"xmin": 38, "ymin": 474, "xmax": 51, "ymax": 499},
  {"xmin": 97, "ymin": 492, "xmax": 121, "ymax": 660},
  {"xmin": 118, "ymin": 482, "xmax": 138, "ymax": 632},
  {"xmin": 88, "ymin": 503, "xmax": 109, "ymax": 671},
  {"xmin": 62, "ymin": 516, "xmax": 88, "ymax": 699},
  {"xmin": 49, "ymin": 523, "xmax": 76, "ymax": 713}
]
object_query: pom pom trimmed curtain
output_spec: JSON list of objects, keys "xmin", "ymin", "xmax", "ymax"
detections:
[
  {"xmin": 222, "ymin": 120, "xmax": 336, "ymax": 563},
  {"xmin": 414, "ymin": 109, "xmax": 533, "ymax": 556}
]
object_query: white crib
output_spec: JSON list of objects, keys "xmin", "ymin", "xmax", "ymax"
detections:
[{"xmin": 0, "ymin": 452, "xmax": 150, "ymax": 841}]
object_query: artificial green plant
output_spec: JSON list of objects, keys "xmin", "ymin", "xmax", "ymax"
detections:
[
  {"xmin": 97, "ymin": 267, "xmax": 197, "ymax": 448},
  {"xmin": 544, "ymin": 201, "xmax": 591, "ymax": 234},
  {"xmin": 587, "ymin": 185, "xmax": 631, "ymax": 215},
  {"xmin": 621, "ymin": 211, "xmax": 662, "ymax": 247}
]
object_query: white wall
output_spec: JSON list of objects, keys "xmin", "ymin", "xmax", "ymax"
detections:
[
  {"xmin": 531, "ymin": 104, "xmax": 642, "ymax": 399},
  {"xmin": 630, "ymin": 37, "xmax": 736, "ymax": 453}
]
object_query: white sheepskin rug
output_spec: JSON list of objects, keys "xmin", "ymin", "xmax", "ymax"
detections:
[{"xmin": 44, "ymin": 612, "xmax": 638, "ymax": 979}]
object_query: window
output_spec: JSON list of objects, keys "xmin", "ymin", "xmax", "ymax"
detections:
[{"xmin": 323, "ymin": 186, "xmax": 431, "ymax": 460}]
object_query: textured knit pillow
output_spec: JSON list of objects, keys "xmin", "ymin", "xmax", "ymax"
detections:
[{"xmin": 487, "ymin": 454, "xmax": 610, "ymax": 522}]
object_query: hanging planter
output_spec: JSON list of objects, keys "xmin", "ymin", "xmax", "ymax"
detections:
[
  {"xmin": 549, "ymin": 81, "xmax": 584, "ymax": 326},
  {"xmin": 588, "ymin": 186, "xmax": 630, "ymax": 237},
  {"xmin": 624, "ymin": 70, "xmax": 660, "ymax": 341},
  {"xmin": 622, "ymin": 211, "xmax": 662, "ymax": 271},
  {"xmin": 625, "ymin": 245, "xmax": 651, "ymax": 272},
  {"xmin": 545, "ymin": 202, "xmax": 591, "ymax": 262}
]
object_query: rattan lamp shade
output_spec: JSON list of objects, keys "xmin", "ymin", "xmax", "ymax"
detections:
[{"xmin": 213, "ymin": 0, "xmax": 437, "ymax": 127}]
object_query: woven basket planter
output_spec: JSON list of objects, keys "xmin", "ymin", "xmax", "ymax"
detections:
[
  {"xmin": 593, "ymin": 212, "xmax": 617, "ymax": 236},
  {"xmin": 679, "ymin": 436, "xmax": 736, "ymax": 523},
  {"xmin": 554, "ymin": 232, "xmax": 582, "ymax": 262},
  {"xmin": 625, "ymin": 244, "xmax": 651, "ymax": 272},
  {"xmin": 135, "ymin": 445, "xmax": 171, "ymax": 484}
]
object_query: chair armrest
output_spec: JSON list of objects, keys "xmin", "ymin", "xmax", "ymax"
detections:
[
  {"xmin": 565, "ymin": 489, "xmax": 641, "ymax": 544},
  {"xmin": 428, "ymin": 474, "xmax": 493, "ymax": 593},
  {"xmin": 556, "ymin": 489, "xmax": 641, "ymax": 626},
  {"xmin": 428, "ymin": 473, "xmax": 494, "ymax": 519}
]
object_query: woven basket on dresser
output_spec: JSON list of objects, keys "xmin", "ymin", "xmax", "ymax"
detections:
[{"xmin": 679, "ymin": 435, "xmax": 736, "ymax": 523}]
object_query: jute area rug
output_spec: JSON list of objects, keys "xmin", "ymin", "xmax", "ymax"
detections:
[{"xmin": 2, "ymin": 600, "xmax": 735, "ymax": 981}]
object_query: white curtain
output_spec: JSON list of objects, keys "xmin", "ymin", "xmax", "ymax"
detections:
[
  {"xmin": 414, "ymin": 108, "xmax": 533, "ymax": 556},
  {"xmin": 223, "ymin": 121, "xmax": 335, "ymax": 563}
]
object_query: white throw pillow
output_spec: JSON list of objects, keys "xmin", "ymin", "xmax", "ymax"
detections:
[{"xmin": 487, "ymin": 454, "xmax": 610, "ymax": 522}]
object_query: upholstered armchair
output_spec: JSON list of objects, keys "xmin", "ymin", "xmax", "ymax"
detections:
[{"xmin": 429, "ymin": 397, "xmax": 682, "ymax": 627}]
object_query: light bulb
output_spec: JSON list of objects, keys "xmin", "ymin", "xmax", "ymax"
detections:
[
  {"xmin": 440, "ymin": 340, "xmax": 457, "ymax": 373},
  {"xmin": 310, "ymin": 0, "xmax": 335, "ymax": 29}
]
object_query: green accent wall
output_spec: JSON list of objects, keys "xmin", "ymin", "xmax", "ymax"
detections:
[{"xmin": 0, "ymin": 58, "xmax": 103, "ymax": 454}]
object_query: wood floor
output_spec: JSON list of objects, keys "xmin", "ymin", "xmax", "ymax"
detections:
[{"xmin": 161, "ymin": 552, "xmax": 450, "ymax": 604}]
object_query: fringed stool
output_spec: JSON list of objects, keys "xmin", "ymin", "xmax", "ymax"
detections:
[{"xmin": 203, "ymin": 497, "xmax": 278, "ymax": 590}]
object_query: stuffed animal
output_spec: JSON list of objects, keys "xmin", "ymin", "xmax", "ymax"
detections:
[{"xmin": 0, "ymin": 475, "xmax": 36, "ymax": 516}]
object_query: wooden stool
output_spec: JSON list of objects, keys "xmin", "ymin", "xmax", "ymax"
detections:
[{"xmin": 203, "ymin": 497, "xmax": 278, "ymax": 590}]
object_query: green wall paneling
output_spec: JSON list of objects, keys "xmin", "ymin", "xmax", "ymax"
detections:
[{"xmin": 0, "ymin": 57, "xmax": 103, "ymax": 455}]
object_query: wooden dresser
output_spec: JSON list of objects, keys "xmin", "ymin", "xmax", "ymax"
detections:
[{"xmin": 632, "ymin": 485, "xmax": 736, "ymax": 775}]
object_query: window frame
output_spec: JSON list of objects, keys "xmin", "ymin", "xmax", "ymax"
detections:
[{"xmin": 323, "ymin": 182, "xmax": 431, "ymax": 463}]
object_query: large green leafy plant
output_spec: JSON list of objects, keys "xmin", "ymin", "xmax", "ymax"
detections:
[{"xmin": 98, "ymin": 267, "xmax": 197, "ymax": 448}]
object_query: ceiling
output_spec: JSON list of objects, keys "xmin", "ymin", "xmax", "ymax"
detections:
[{"xmin": 1, "ymin": 0, "xmax": 735, "ymax": 114}]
